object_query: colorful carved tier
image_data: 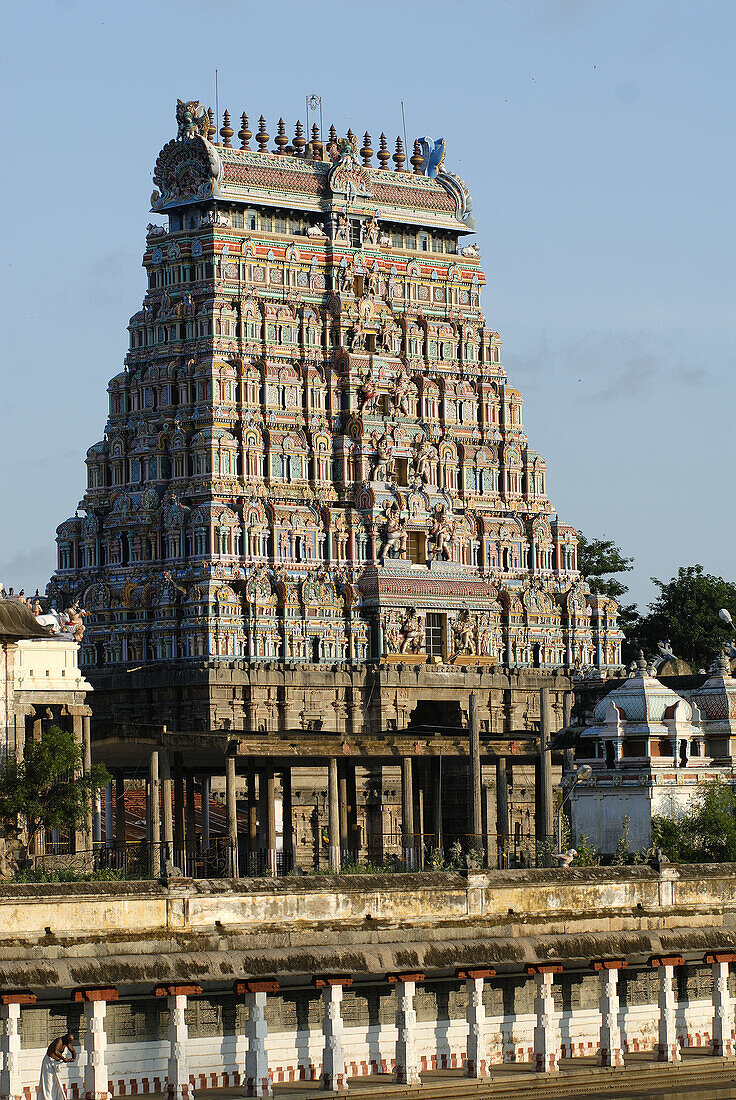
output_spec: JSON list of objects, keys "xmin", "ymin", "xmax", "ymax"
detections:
[{"xmin": 50, "ymin": 101, "xmax": 622, "ymax": 672}]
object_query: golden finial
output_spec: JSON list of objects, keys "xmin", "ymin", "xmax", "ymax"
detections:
[
  {"xmin": 329, "ymin": 124, "xmax": 338, "ymax": 144},
  {"xmin": 310, "ymin": 122, "xmax": 324, "ymax": 160},
  {"xmin": 257, "ymin": 116, "xmax": 269, "ymax": 152},
  {"xmin": 293, "ymin": 120, "xmax": 306, "ymax": 155},
  {"xmin": 220, "ymin": 110, "xmax": 233, "ymax": 148},
  {"xmin": 274, "ymin": 118, "xmax": 288, "ymax": 154},
  {"xmin": 360, "ymin": 132, "xmax": 373, "ymax": 166},
  {"xmin": 377, "ymin": 133, "xmax": 390, "ymax": 170},
  {"xmin": 207, "ymin": 108, "xmax": 216, "ymax": 142},
  {"xmin": 410, "ymin": 139, "xmax": 424, "ymax": 174},
  {"xmin": 238, "ymin": 113, "xmax": 252, "ymax": 150},
  {"xmin": 393, "ymin": 137, "xmax": 406, "ymax": 171}
]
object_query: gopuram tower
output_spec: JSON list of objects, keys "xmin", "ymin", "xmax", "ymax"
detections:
[{"xmin": 49, "ymin": 101, "xmax": 622, "ymax": 868}]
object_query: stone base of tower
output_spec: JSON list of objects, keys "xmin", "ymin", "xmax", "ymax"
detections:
[{"xmin": 83, "ymin": 660, "xmax": 570, "ymax": 873}]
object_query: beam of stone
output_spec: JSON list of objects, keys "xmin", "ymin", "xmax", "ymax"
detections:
[
  {"xmin": 389, "ymin": 972, "xmax": 423, "ymax": 1085},
  {"xmin": 706, "ymin": 953, "xmax": 736, "ymax": 1057},
  {"xmin": 0, "ymin": 992, "xmax": 35, "ymax": 1100},
  {"xmin": 226, "ymin": 747, "xmax": 239, "ymax": 877},
  {"xmin": 457, "ymin": 967, "xmax": 494, "ymax": 1077},
  {"xmin": 72, "ymin": 989, "xmax": 119, "ymax": 1100},
  {"xmin": 529, "ymin": 965, "xmax": 561, "ymax": 1072},
  {"xmin": 314, "ymin": 977, "xmax": 352, "ymax": 1091},
  {"xmin": 328, "ymin": 757, "xmax": 341, "ymax": 872},
  {"xmin": 154, "ymin": 984, "xmax": 202, "ymax": 1100},
  {"xmin": 593, "ymin": 960, "xmax": 625, "ymax": 1068},
  {"xmin": 235, "ymin": 979, "xmax": 279, "ymax": 1098},
  {"xmin": 651, "ymin": 956, "xmax": 683, "ymax": 1063}
]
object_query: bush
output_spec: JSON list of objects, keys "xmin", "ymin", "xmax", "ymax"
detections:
[{"xmin": 652, "ymin": 781, "xmax": 736, "ymax": 863}]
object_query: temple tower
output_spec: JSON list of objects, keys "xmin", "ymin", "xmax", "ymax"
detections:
[{"xmin": 51, "ymin": 100, "xmax": 621, "ymax": 676}]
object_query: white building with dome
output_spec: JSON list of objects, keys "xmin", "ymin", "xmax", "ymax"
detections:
[{"xmin": 569, "ymin": 654, "xmax": 736, "ymax": 855}]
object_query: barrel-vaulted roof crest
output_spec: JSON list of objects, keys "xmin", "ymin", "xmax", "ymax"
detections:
[
  {"xmin": 151, "ymin": 100, "xmax": 222, "ymax": 211},
  {"xmin": 328, "ymin": 134, "xmax": 372, "ymax": 200}
]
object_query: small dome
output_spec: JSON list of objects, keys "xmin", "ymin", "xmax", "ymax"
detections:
[
  {"xmin": 593, "ymin": 654, "xmax": 692, "ymax": 724},
  {"xmin": 691, "ymin": 653, "xmax": 736, "ymax": 722}
]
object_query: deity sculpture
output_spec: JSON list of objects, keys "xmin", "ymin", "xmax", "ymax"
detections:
[
  {"xmin": 335, "ymin": 214, "xmax": 349, "ymax": 242},
  {"xmin": 378, "ymin": 503, "xmax": 407, "ymax": 562},
  {"xmin": 358, "ymin": 368, "xmax": 378, "ymax": 414},
  {"xmin": 428, "ymin": 504, "xmax": 454, "ymax": 561},
  {"xmin": 365, "ymin": 215, "xmax": 380, "ymax": 245},
  {"xmin": 399, "ymin": 607, "xmax": 424, "ymax": 654},
  {"xmin": 349, "ymin": 320, "xmax": 364, "ymax": 351},
  {"xmin": 339, "ymin": 264, "xmax": 352, "ymax": 293},
  {"xmin": 390, "ymin": 368, "xmax": 415, "ymax": 415},
  {"xmin": 452, "ymin": 610, "xmax": 476, "ymax": 659},
  {"xmin": 366, "ymin": 264, "xmax": 380, "ymax": 297},
  {"xmin": 372, "ymin": 434, "xmax": 394, "ymax": 482},
  {"xmin": 63, "ymin": 602, "xmax": 89, "ymax": 643},
  {"xmin": 411, "ymin": 435, "xmax": 433, "ymax": 485}
]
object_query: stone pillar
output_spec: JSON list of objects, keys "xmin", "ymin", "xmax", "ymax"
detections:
[
  {"xmin": 468, "ymin": 693, "xmax": 482, "ymax": 853},
  {"xmin": 328, "ymin": 757, "xmax": 341, "ymax": 872},
  {"xmin": 266, "ymin": 765, "xmax": 277, "ymax": 876},
  {"xmin": 72, "ymin": 988, "xmax": 118, "ymax": 1100},
  {"xmin": 114, "ymin": 770, "xmax": 126, "ymax": 856},
  {"xmin": 161, "ymin": 751, "xmax": 174, "ymax": 868},
  {"xmin": 104, "ymin": 782, "xmax": 114, "ymax": 848},
  {"xmin": 0, "ymin": 992, "xmax": 36, "ymax": 1100},
  {"xmin": 149, "ymin": 749, "xmax": 161, "ymax": 878},
  {"xmin": 173, "ymin": 753, "xmax": 185, "ymax": 861},
  {"xmin": 706, "ymin": 953, "xmax": 735, "ymax": 1057},
  {"xmin": 82, "ymin": 714, "xmax": 94, "ymax": 850},
  {"xmin": 529, "ymin": 965, "xmax": 561, "ymax": 1072},
  {"xmin": 201, "ymin": 776, "xmax": 211, "ymax": 848},
  {"xmin": 338, "ymin": 763, "xmax": 350, "ymax": 862},
  {"xmin": 401, "ymin": 757, "xmax": 415, "ymax": 870},
  {"xmin": 457, "ymin": 968, "xmax": 494, "ymax": 1077},
  {"xmin": 282, "ymin": 767, "xmax": 294, "ymax": 873},
  {"xmin": 154, "ymin": 984, "xmax": 201, "ymax": 1100},
  {"xmin": 535, "ymin": 688, "xmax": 553, "ymax": 857},
  {"xmin": 651, "ymin": 955, "xmax": 683, "ymax": 1063},
  {"xmin": 314, "ymin": 977, "xmax": 353, "ymax": 1091},
  {"xmin": 226, "ymin": 748, "xmax": 239, "ymax": 877},
  {"xmin": 185, "ymin": 771, "xmax": 196, "ymax": 875},
  {"xmin": 389, "ymin": 973, "xmax": 423, "ymax": 1085},
  {"xmin": 593, "ymin": 960, "xmax": 625, "ymax": 1068},
  {"xmin": 235, "ymin": 978, "xmax": 279, "ymax": 1098},
  {"xmin": 246, "ymin": 761, "xmax": 258, "ymax": 874}
]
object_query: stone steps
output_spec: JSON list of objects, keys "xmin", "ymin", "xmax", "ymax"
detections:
[{"xmin": 306, "ymin": 1057, "xmax": 736, "ymax": 1099}]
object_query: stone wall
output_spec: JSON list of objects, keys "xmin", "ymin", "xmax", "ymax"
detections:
[{"xmin": 2, "ymin": 867, "xmax": 735, "ymax": 1095}]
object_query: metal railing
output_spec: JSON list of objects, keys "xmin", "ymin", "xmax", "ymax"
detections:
[{"xmin": 20, "ymin": 830, "xmax": 549, "ymax": 880}]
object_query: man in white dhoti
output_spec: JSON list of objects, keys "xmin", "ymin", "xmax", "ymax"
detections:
[{"xmin": 39, "ymin": 1032, "xmax": 76, "ymax": 1100}]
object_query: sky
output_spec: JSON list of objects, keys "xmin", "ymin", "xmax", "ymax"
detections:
[{"xmin": 1, "ymin": 0, "xmax": 734, "ymax": 611}]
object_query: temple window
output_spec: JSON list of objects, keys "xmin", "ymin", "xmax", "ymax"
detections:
[
  {"xmin": 194, "ymin": 529, "xmax": 207, "ymax": 556},
  {"xmin": 425, "ymin": 613, "xmax": 445, "ymax": 658}
]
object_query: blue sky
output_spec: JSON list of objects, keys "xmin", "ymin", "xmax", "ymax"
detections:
[{"xmin": 1, "ymin": 0, "xmax": 734, "ymax": 609}]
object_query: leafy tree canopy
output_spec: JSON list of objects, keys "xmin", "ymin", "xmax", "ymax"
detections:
[
  {"xmin": 577, "ymin": 532, "xmax": 640, "ymax": 645},
  {"xmin": 576, "ymin": 533, "xmax": 633, "ymax": 600},
  {"xmin": 652, "ymin": 781, "xmax": 736, "ymax": 863},
  {"xmin": 632, "ymin": 565, "xmax": 736, "ymax": 670},
  {"xmin": 0, "ymin": 725, "xmax": 109, "ymax": 846}
]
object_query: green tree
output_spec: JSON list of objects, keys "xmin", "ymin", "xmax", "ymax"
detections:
[
  {"xmin": 0, "ymin": 726, "xmax": 109, "ymax": 850},
  {"xmin": 576, "ymin": 532, "xmax": 640, "ymax": 645},
  {"xmin": 576, "ymin": 533, "xmax": 633, "ymax": 600},
  {"xmin": 652, "ymin": 782, "xmax": 736, "ymax": 863},
  {"xmin": 634, "ymin": 565, "xmax": 736, "ymax": 670}
]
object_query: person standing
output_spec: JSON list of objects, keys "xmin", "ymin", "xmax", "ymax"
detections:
[{"xmin": 38, "ymin": 1033, "xmax": 76, "ymax": 1100}]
